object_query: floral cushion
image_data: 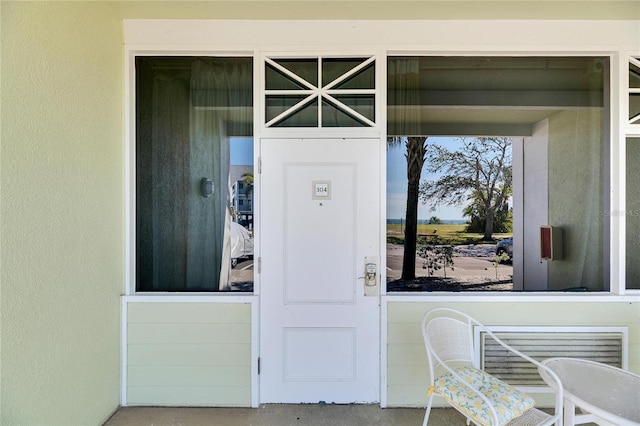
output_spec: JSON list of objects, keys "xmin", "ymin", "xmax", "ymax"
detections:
[{"xmin": 428, "ymin": 366, "xmax": 535, "ymax": 426}]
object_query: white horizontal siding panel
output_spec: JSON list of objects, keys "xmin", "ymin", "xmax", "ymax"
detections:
[
  {"xmin": 128, "ymin": 323, "xmax": 251, "ymax": 345},
  {"xmin": 385, "ymin": 301, "xmax": 639, "ymax": 407},
  {"xmin": 630, "ymin": 342, "xmax": 640, "ymax": 366},
  {"xmin": 386, "ymin": 322, "xmax": 422, "ymax": 344},
  {"xmin": 386, "ymin": 365, "xmax": 426, "ymax": 386},
  {"xmin": 125, "ymin": 301, "xmax": 253, "ymax": 406},
  {"xmin": 128, "ymin": 302, "xmax": 251, "ymax": 324},
  {"xmin": 128, "ymin": 366, "xmax": 250, "ymax": 386},
  {"xmin": 127, "ymin": 385, "xmax": 251, "ymax": 407},
  {"xmin": 387, "ymin": 344, "xmax": 424, "ymax": 367},
  {"xmin": 127, "ymin": 343, "xmax": 250, "ymax": 366},
  {"xmin": 386, "ymin": 385, "xmax": 429, "ymax": 407}
]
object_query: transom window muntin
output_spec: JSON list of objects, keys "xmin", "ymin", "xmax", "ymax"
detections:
[{"xmin": 264, "ymin": 56, "xmax": 376, "ymax": 128}]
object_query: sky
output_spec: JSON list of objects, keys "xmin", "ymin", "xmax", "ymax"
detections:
[
  {"xmin": 386, "ymin": 137, "xmax": 466, "ymax": 221},
  {"xmin": 230, "ymin": 137, "xmax": 254, "ymax": 166},
  {"xmin": 232, "ymin": 136, "xmax": 467, "ymax": 221}
]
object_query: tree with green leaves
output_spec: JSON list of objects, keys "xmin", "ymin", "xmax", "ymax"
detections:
[
  {"xmin": 388, "ymin": 136, "xmax": 429, "ymax": 280},
  {"xmin": 420, "ymin": 137, "xmax": 512, "ymax": 240},
  {"xmin": 463, "ymin": 189, "xmax": 512, "ymax": 234},
  {"xmin": 241, "ymin": 171, "xmax": 254, "ymax": 195},
  {"xmin": 428, "ymin": 216, "xmax": 442, "ymax": 225}
]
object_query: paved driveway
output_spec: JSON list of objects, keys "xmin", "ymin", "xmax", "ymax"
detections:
[{"xmin": 386, "ymin": 244, "xmax": 513, "ymax": 287}]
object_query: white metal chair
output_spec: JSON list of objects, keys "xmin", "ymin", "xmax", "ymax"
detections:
[{"xmin": 421, "ymin": 308, "xmax": 563, "ymax": 426}]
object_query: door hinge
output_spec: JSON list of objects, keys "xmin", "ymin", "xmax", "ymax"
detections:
[
  {"xmin": 257, "ymin": 257, "xmax": 261, "ymax": 273},
  {"xmin": 258, "ymin": 157, "xmax": 262, "ymax": 174},
  {"xmin": 258, "ymin": 357, "xmax": 261, "ymax": 375}
]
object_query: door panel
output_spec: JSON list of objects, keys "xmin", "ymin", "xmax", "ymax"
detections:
[
  {"xmin": 260, "ymin": 138, "xmax": 380, "ymax": 403},
  {"xmin": 283, "ymin": 163, "xmax": 356, "ymax": 304}
]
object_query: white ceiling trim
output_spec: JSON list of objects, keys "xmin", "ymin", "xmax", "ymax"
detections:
[{"xmin": 124, "ymin": 20, "xmax": 640, "ymax": 52}]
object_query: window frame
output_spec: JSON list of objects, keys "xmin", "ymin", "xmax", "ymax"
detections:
[
  {"xmin": 124, "ymin": 51, "xmax": 259, "ymax": 296},
  {"xmin": 385, "ymin": 54, "xmax": 612, "ymax": 294},
  {"xmin": 124, "ymin": 19, "xmax": 640, "ymax": 298},
  {"xmin": 624, "ymin": 55, "xmax": 640, "ymax": 292}
]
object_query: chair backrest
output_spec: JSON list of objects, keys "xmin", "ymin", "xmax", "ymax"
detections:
[{"xmin": 422, "ymin": 309, "xmax": 475, "ymax": 371}]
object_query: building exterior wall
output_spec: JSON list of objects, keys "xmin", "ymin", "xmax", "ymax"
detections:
[
  {"xmin": 516, "ymin": 120, "xmax": 550, "ymax": 291},
  {"xmin": 548, "ymin": 109, "xmax": 605, "ymax": 290},
  {"xmin": 2, "ymin": 1, "xmax": 639, "ymax": 424},
  {"xmin": 1, "ymin": 3, "xmax": 125, "ymax": 425}
]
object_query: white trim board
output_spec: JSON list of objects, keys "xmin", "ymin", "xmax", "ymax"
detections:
[{"xmin": 124, "ymin": 20, "xmax": 640, "ymax": 51}]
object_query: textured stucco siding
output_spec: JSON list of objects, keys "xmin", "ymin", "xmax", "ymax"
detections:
[
  {"xmin": 1, "ymin": 3, "xmax": 125, "ymax": 425},
  {"xmin": 627, "ymin": 138, "xmax": 640, "ymax": 289},
  {"xmin": 548, "ymin": 109, "xmax": 605, "ymax": 291}
]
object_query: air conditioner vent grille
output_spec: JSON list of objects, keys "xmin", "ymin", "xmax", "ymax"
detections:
[{"xmin": 478, "ymin": 328, "xmax": 626, "ymax": 387}]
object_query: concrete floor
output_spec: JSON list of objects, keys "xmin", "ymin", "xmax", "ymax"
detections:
[{"xmin": 103, "ymin": 405, "xmax": 468, "ymax": 426}]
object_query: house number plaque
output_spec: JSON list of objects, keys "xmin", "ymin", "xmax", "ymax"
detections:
[{"xmin": 312, "ymin": 181, "xmax": 331, "ymax": 200}]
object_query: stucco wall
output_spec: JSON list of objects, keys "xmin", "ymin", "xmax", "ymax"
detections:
[
  {"xmin": 518, "ymin": 120, "xmax": 550, "ymax": 291},
  {"xmin": 548, "ymin": 109, "xmax": 605, "ymax": 291},
  {"xmin": 1, "ymin": 3, "xmax": 125, "ymax": 425},
  {"xmin": 1, "ymin": 1, "xmax": 639, "ymax": 424},
  {"xmin": 627, "ymin": 138, "xmax": 640, "ymax": 289}
]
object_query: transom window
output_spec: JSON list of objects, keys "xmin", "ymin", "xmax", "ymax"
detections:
[{"xmin": 264, "ymin": 56, "xmax": 376, "ymax": 128}]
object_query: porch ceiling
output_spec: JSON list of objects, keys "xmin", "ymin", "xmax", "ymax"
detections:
[
  {"xmin": 387, "ymin": 106, "xmax": 571, "ymax": 137},
  {"xmin": 387, "ymin": 56, "xmax": 606, "ymax": 137}
]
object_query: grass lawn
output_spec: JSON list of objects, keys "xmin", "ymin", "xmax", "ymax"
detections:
[{"xmin": 387, "ymin": 223, "xmax": 512, "ymax": 245}]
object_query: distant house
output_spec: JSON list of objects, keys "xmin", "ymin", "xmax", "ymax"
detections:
[{"xmin": 231, "ymin": 165, "xmax": 254, "ymax": 229}]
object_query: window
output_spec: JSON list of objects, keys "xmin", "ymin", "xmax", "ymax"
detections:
[
  {"xmin": 264, "ymin": 56, "xmax": 376, "ymax": 128},
  {"xmin": 135, "ymin": 56, "xmax": 254, "ymax": 292},
  {"xmin": 387, "ymin": 56, "xmax": 609, "ymax": 292},
  {"xmin": 626, "ymin": 57, "xmax": 640, "ymax": 290},
  {"xmin": 626, "ymin": 137, "xmax": 640, "ymax": 290}
]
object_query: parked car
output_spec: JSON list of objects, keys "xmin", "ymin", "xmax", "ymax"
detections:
[
  {"xmin": 495, "ymin": 237, "xmax": 513, "ymax": 261},
  {"xmin": 230, "ymin": 222, "xmax": 254, "ymax": 268}
]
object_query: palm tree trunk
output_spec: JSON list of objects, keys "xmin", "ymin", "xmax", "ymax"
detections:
[
  {"xmin": 401, "ymin": 137, "xmax": 427, "ymax": 280},
  {"xmin": 402, "ymin": 180, "xmax": 420, "ymax": 280}
]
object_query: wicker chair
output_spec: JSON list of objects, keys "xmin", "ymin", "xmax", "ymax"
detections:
[{"xmin": 421, "ymin": 308, "xmax": 563, "ymax": 426}]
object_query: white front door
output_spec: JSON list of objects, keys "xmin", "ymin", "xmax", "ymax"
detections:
[{"xmin": 260, "ymin": 138, "xmax": 381, "ymax": 403}]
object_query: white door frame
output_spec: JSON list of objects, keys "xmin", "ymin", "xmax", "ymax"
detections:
[{"xmin": 256, "ymin": 52, "xmax": 386, "ymax": 403}]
